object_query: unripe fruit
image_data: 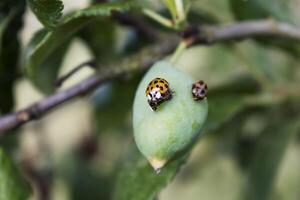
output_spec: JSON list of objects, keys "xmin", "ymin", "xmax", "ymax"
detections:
[{"xmin": 133, "ymin": 60, "xmax": 208, "ymax": 172}]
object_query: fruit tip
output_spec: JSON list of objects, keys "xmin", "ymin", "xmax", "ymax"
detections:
[{"xmin": 149, "ymin": 158, "xmax": 167, "ymax": 174}]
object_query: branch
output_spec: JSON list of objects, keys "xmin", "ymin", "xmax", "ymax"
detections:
[
  {"xmin": 53, "ymin": 60, "xmax": 98, "ymax": 88},
  {"xmin": 1, "ymin": 19, "xmax": 300, "ymax": 134},
  {"xmin": 182, "ymin": 19, "xmax": 300, "ymax": 45},
  {"xmin": 0, "ymin": 38, "xmax": 178, "ymax": 134}
]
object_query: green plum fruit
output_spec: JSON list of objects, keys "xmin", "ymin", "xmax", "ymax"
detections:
[{"xmin": 133, "ymin": 60, "xmax": 208, "ymax": 172}]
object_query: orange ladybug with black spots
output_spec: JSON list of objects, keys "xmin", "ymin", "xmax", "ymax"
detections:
[{"xmin": 145, "ymin": 78, "xmax": 173, "ymax": 111}]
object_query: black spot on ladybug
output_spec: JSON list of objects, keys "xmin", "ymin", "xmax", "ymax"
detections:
[
  {"xmin": 164, "ymin": 84, "xmax": 168, "ymax": 88},
  {"xmin": 154, "ymin": 80, "xmax": 158, "ymax": 84},
  {"xmin": 199, "ymin": 80, "xmax": 204, "ymax": 85},
  {"xmin": 151, "ymin": 87, "xmax": 153, "ymax": 90},
  {"xmin": 159, "ymin": 80, "xmax": 164, "ymax": 83},
  {"xmin": 205, "ymin": 85, "xmax": 208, "ymax": 89},
  {"xmin": 160, "ymin": 86, "xmax": 163, "ymax": 90},
  {"xmin": 156, "ymin": 85, "xmax": 159, "ymax": 88}
]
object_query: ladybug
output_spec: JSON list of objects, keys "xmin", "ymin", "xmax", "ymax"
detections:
[
  {"xmin": 192, "ymin": 80, "xmax": 208, "ymax": 101},
  {"xmin": 145, "ymin": 78, "xmax": 173, "ymax": 111}
]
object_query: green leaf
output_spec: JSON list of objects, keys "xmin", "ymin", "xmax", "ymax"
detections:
[
  {"xmin": 24, "ymin": 2, "xmax": 136, "ymax": 94},
  {"xmin": 63, "ymin": 2, "xmax": 135, "ymax": 23},
  {"xmin": 207, "ymin": 75, "xmax": 259, "ymax": 130},
  {"xmin": 60, "ymin": 153, "xmax": 112, "ymax": 200},
  {"xmin": 243, "ymin": 112, "xmax": 300, "ymax": 200},
  {"xmin": 92, "ymin": 76, "xmax": 141, "ymax": 134},
  {"xmin": 191, "ymin": 0, "xmax": 233, "ymax": 23},
  {"xmin": 162, "ymin": 0, "xmax": 177, "ymax": 19},
  {"xmin": 78, "ymin": 19, "xmax": 115, "ymax": 62},
  {"xmin": 0, "ymin": 0, "xmax": 25, "ymax": 113},
  {"xmin": 24, "ymin": 29, "xmax": 71, "ymax": 94},
  {"xmin": 0, "ymin": 148, "xmax": 31, "ymax": 200},
  {"xmin": 27, "ymin": 0, "xmax": 64, "ymax": 29},
  {"xmin": 112, "ymin": 148, "xmax": 187, "ymax": 200},
  {"xmin": 230, "ymin": 0, "xmax": 297, "ymax": 24},
  {"xmin": 207, "ymin": 95, "xmax": 245, "ymax": 130}
]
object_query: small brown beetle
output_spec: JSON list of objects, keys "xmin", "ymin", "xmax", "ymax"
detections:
[{"xmin": 192, "ymin": 80, "xmax": 208, "ymax": 101}]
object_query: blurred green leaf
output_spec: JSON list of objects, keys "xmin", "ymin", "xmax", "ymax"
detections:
[
  {"xmin": 0, "ymin": 148, "xmax": 31, "ymax": 200},
  {"xmin": 187, "ymin": 9, "xmax": 218, "ymax": 25},
  {"xmin": 78, "ymin": 19, "xmax": 115, "ymax": 62},
  {"xmin": 230, "ymin": 0, "xmax": 296, "ymax": 24},
  {"xmin": 243, "ymin": 111, "xmax": 300, "ymax": 200},
  {"xmin": 61, "ymin": 154, "xmax": 112, "ymax": 200},
  {"xmin": 0, "ymin": 4, "xmax": 21, "ymax": 150},
  {"xmin": 27, "ymin": 0, "xmax": 64, "ymax": 29},
  {"xmin": 0, "ymin": 133, "xmax": 18, "ymax": 155},
  {"xmin": 162, "ymin": 0, "xmax": 177, "ymax": 19},
  {"xmin": 207, "ymin": 76, "xmax": 260, "ymax": 131},
  {"xmin": 207, "ymin": 95, "xmax": 246, "ymax": 130},
  {"xmin": 24, "ymin": 29, "xmax": 71, "ymax": 94},
  {"xmin": 92, "ymin": 75, "xmax": 141, "ymax": 134},
  {"xmin": 191, "ymin": 0, "xmax": 233, "ymax": 23},
  {"xmin": 24, "ymin": 1, "xmax": 136, "ymax": 94},
  {"xmin": 0, "ymin": 0, "xmax": 25, "ymax": 114},
  {"xmin": 113, "ymin": 148, "xmax": 187, "ymax": 200}
]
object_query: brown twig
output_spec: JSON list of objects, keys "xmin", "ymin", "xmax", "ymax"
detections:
[
  {"xmin": 53, "ymin": 60, "xmax": 98, "ymax": 88},
  {"xmin": 0, "ymin": 37, "xmax": 178, "ymax": 134},
  {"xmin": 1, "ymin": 19, "xmax": 300, "ymax": 134},
  {"xmin": 182, "ymin": 19, "xmax": 300, "ymax": 45},
  {"xmin": 0, "ymin": 75, "xmax": 104, "ymax": 134}
]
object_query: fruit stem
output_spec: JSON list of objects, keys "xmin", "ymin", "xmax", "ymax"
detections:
[{"xmin": 170, "ymin": 40, "xmax": 187, "ymax": 64}]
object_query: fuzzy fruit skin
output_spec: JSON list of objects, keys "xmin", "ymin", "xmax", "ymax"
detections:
[{"xmin": 133, "ymin": 60, "xmax": 208, "ymax": 171}]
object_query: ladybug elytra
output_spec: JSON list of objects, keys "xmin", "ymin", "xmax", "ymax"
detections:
[{"xmin": 145, "ymin": 78, "xmax": 173, "ymax": 111}]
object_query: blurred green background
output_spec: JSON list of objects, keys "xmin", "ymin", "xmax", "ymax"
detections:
[{"xmin": 0, "ymin": 0, "xmax": 300, "ymax": 200}]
